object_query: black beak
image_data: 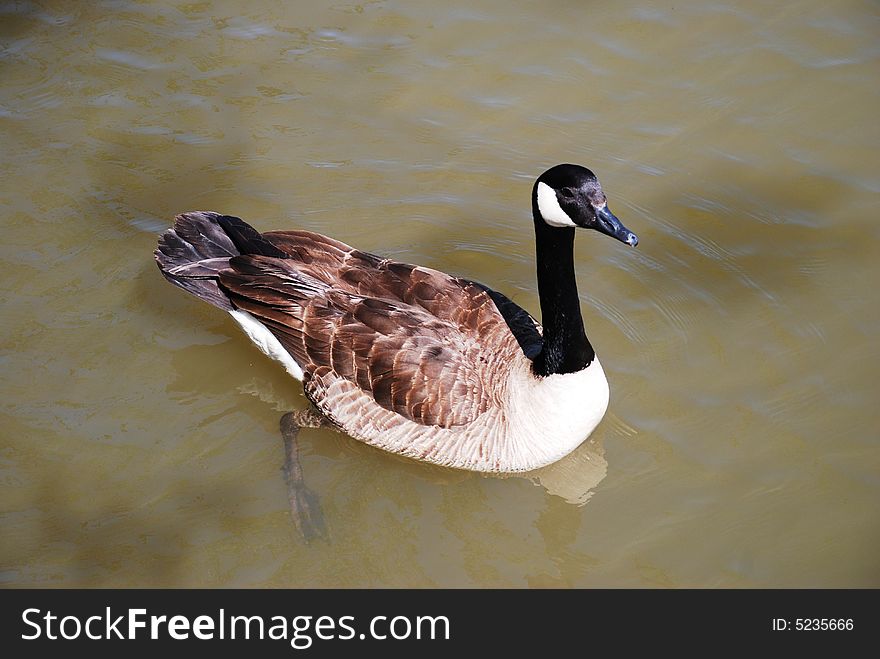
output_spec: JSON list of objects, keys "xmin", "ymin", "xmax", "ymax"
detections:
[{"xmin": 594, "ymin": 205, "xmax": 638, "ymax": 247}]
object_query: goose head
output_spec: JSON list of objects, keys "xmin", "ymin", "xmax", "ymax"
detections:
[{"xmin": 533, "ymin": 164, "xmax": 638, "ymax": 247}]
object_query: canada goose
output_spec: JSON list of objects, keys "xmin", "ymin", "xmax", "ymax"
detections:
[{"xmin": 155, "ymin": 163, "xmax": 636, "ymax": 483}]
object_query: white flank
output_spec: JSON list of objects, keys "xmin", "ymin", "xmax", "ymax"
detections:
[
  {"xmin": 228, "ymin": 309, "xmax": 304, "ymax": 380},
  {"xmin": 536, "ymin": 181, "xmax": 576, "ymax": 228},
  {"xmin": 329, "ymin": 354, "xmax": 612, "ymax": 473}
]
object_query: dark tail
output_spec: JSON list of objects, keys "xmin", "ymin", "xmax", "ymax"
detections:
[
  {"xmin": 154, "ymin": 212, "xmax": 250, "ymax": 311},
  {"xmin": 156, "ymin": 211, "xmax": 293, "ymax": 310}
]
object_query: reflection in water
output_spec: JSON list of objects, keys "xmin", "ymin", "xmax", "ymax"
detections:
[
  {"xmin": 237, "ymin": 378, "xmax": 301, "ymax": 414},
  {"xmin": 524, "ymin": 436, "xmax": 607, "ymax": 507}
]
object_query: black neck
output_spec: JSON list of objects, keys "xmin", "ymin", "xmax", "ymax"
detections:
[{"xmin": 531, "ymin": 201, "xmax": 594, "ymax": 377}]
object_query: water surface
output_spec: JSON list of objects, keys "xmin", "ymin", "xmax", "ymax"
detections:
[{"xmin": 1, "ymin": 0, "xmax": 878, "ymax": 587}]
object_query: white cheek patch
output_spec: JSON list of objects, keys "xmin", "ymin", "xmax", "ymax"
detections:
[{"xmin": 536, "ymin": 181, "xmax": 577, "ymax": 228}]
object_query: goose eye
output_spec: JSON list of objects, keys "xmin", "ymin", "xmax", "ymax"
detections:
[{"xmin": 559, "ymin": 188, "xmax": 574, "ymax": 199}]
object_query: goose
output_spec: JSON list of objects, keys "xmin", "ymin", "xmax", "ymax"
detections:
[{"xmin": 155, "ymin": 164, "xmax": 638, "ymax": 479}]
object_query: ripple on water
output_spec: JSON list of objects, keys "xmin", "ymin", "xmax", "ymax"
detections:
[
  {"xmin": 795, "ymin": 256, "xmax": 828, "ymax": 278},
  {"xmin": 751, "ymin": 376, "xmax": 827, "ymax": 428},
  {"xmin": 89, "ymin": 92, "xmax": 137, "ymax": 108},
  {"xmin": 3, "ymin": 67, "xmax": 72, "ymax": 116},
  {"xmin": 167, "ymin": 93, "xmax": 215, "ymax": 110},
  {"xmin": 219, "ymin": 18, "xmax": 287, "ymax": 40},
  {"xmin": 630, "ymin": 6, "xmax": 680, "ymax": 27},
  {"xmin": 0, "ymin": 37, "xmax": 38, "ymax": 62},
  {"xmin": 633, "ymin": 163, "xmax": 666, "ymax": 177},
  {"xmin": 313, "ymin": 28, "xmax": 411, "ymax": 48},
  {"xmin": 654, "ymin": 201, "xmax": 780, "ymax": 305},
  {"xmin": 127, "ymin": 216, "xmax": 170, "ymax": 234},
  {"xmin": 762, "ymin": 37, "xmax": 880, "ymax": 70},
  {"xmin": 95, "ymin": 48, "xmax": 163, "ymax": 71},
  {"xmin": 171, "ymin": 132, "xmax": 218, "ymax": 146},
  {"xmin": 0, "ymin": 0, "xmax": 72, "ymax": 24},
  {"xmin": 104, "ymin": 122, "xmax": 220, "ymax": 147},
  {"xmin": 589, "ymin": 295, "xmax": 648, "ymax": 346},
  {"xmin": 647, "ymin": 290, "xmax": 706, "ymax": 339}
]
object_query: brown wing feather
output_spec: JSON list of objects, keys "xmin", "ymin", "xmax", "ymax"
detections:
[
  {"xmin": 264, "ymin": 231, "xmax": 515, "ymax": 333},
  {"xmin": 218, "ymin": 254, "xmax": 505, "ymax": 428}
]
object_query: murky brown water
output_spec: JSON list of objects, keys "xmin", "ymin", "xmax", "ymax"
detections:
[{"xmin": 2, "ymin": 0, "xmax": 878, "ymax": 587}]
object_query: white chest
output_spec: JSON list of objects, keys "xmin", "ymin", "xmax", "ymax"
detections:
[{"xmin": 503, "ymin": 357, "xmax": 610, "ymax": 469}]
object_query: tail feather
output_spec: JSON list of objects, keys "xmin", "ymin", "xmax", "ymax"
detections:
[
  {"xmin": 155, "ymin": 211, "xmax": 339, "ymax": 318},
  {"xmin": 215, "ymin": 214, "xmax": 289, "ymax": 259},
  {"xmin": 155, "ymin": 211, "xmax": 243, "ymax": 311}
]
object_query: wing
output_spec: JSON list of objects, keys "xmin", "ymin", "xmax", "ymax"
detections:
[
  {"xmin": 218, "ymin": 254, "xmax": 522, "ymax": 428},
  {"xmin": 264, "ymin": 230, "xmax": 543, "ymax": 357}
]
